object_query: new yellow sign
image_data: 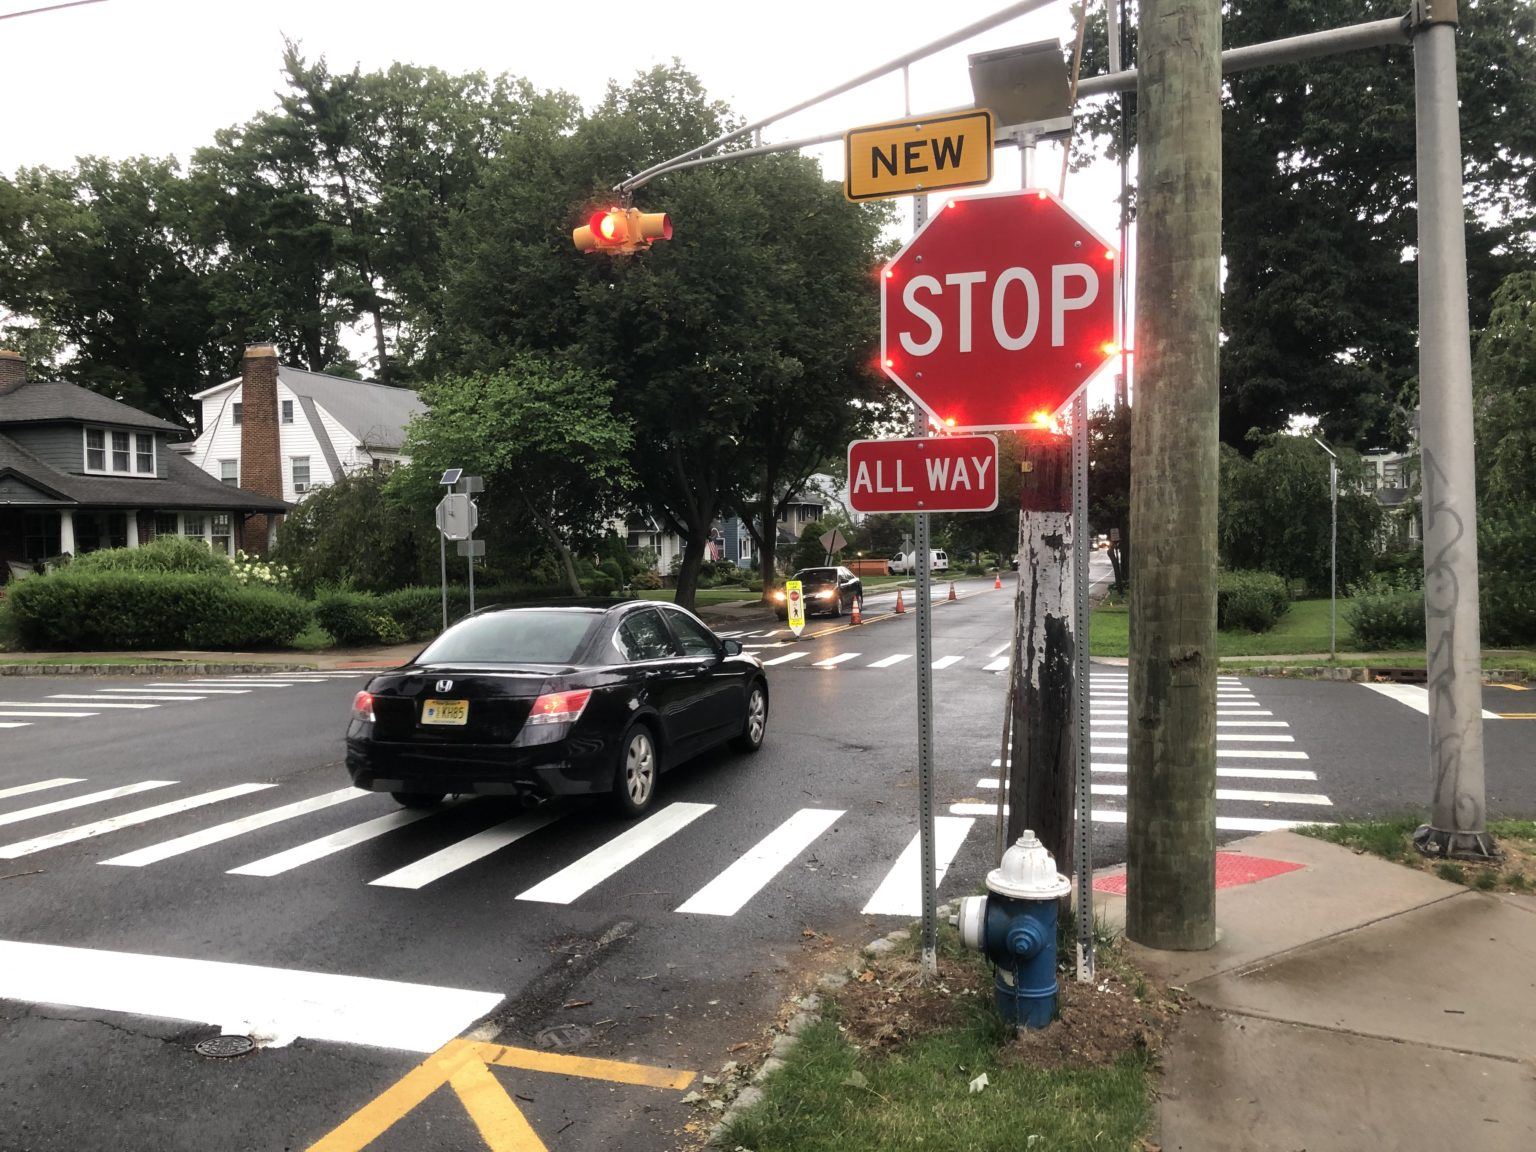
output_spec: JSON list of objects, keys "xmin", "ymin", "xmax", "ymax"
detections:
[
  {"xmin": 785, "ymin": 579, "xmax": 806, "ymax": 637},
  {"xmin": 844, "ymin": 109, "xmax": 995, "ymax": 202}
]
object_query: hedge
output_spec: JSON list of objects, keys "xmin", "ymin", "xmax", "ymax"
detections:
[
  {"xmin": 1217, "ymin": 569, "xmax": 1291, "ymax": 633},
  {"xmin": 6, "ymin": 570, "xmax": 311, "ymax": 650},
  {"xmin": 1345, "ymin": 573, "xmax": 1425, "ymax": 649},
  {"xmin": 71, "ymin": 536, "xmax": 233, "ymax": 577},
  {"xmin": 315, "ymin": 583, "xmax": 575, "ymax": 646}
]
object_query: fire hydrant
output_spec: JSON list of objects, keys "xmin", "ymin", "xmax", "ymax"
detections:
[{"xmin": 951, "ymin": 830, "xmax": 1072, "ymax": 1029}]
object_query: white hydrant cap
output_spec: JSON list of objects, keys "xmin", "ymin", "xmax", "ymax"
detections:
[{"xmin": 986, "ymin": 830, "xmax": 1073, "ymax": 900}]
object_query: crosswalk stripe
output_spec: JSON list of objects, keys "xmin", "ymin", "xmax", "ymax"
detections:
[
  {"xmin": 0, "ymin": 778, "xmax": 86, "ymax": 801},
  {"xmin": 1090, "ymin": 729, "xmax": 1294, "ymax": 742},
  {"xmin": 0, "ymin": 722, "xmax": 29, "ymax": 728},
  {"xmin": 0, "ymin": 783, "xmax": 274, "ymax": 860},
  {"xmin": 931, "ymin": 656, "xmax": 964, "ymax": 670},
  {"xmin": 71, "ymin": 692, "xmax": 209, "ymax": 700},
  {"xmin": 0, "ymin": 710, "xmax": 96, "ymax": 718},
  {"xmin": 369, "ymin": 808, "xmax": 564, "ymax": 890},
  {"xmin": 762, "ymin": 652, "xmax": 807, "ymax": 666},
  {"xmin": 181, "ymin": 681, "xmax": 307, "ymax": 687},
  {"xmin": 1359, "ymin": 682, "xmax": 1502, "ymax": 719},
  {"xmin": 100, "ymin": 787, "xmax": 370, "ymax": 867},
  {"xmin": 517, "ymin": 802, "xmax": 714, "ymax": 905},
  {"xmin": 861, "ymin": 817, "xmax": 974, "ymax": 917},
  {"xmin": 983, "ymin": 658, "xmax": 1010, "ymax": 671},
  {"xmin": 1090, "ymin": 809, "xmax": 1331, "ymax": 832},
  {"xmin": 978, "ymin": 765, "xmax": 1319, "ymax": 783},
  {"xmin": 0, "ymin": 781, "xmax": 176, "ymax": 829},
  {"xmin": 1091, "ymin": 707, "xmax": 1274, "ymax": 716},
  {"xmin": 228, "ymin": 804, "xmax": 452, "ymax": 877},
  {"xmin": 989, "ymin": 642, "xmax": 1012, "ymax": 658},
  {"xmin": 868, "ymin": 654, "xmax": 911, "ymax": 668},
  {"xmin": 1092, "ymin": 746, "xmax": 1307, "ymax": 759},
  {"xmin": 17, "ymin": 699, "xmax": 156, "ymax": 709},
  {"xmin": 143, "ymin": 684, "xmax": 261, "ymax": 692},
  {"xmin": 677, "ymin": 808, "xmax": 844, "ymax": 916},
  {"xmin": 1090, "ymin": 783, "xmax": 1331, "ymax": 805},
  {"xmin": 812, "ymin": 653, "xmax": 860, "ymax": 669}
]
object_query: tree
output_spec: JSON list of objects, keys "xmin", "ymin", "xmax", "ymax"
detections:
[
  {"xmin": 397, "ymin": 353, "xmax": 634, "ymax": 596},
  {"xmin": 789, "ymin": 521, "xmax": 830, "ymax": 572},
  {"xmin": 1474, "ymin": 271, "xmax": 1536, "ymax": 508},
  {"xmin": 1089, "ymin": 404, "xmax": 1132, "ymax": 590},
  {"xmin": 932, "ymin": 432, "xmax": 1030, "ymax": 562},
  {"xmin": 273, "ymin": 470, "xmax": 433, "ymax": 594},
  {"xmin": 1126, "ymin": 0, "xmax": 1223, "ymax": 952}
]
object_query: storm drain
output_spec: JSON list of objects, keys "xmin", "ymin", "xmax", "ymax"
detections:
[
  {"xmin": 534, "ymin": 1023, "xmax": 591, "ymax": 1051},
  {"xmin": 195, "ymin": 1034, "xmax": 255, "ymax": 1059}
]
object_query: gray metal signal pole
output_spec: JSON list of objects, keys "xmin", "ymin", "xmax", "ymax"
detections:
[{"xmin": 1312, "ymin": 437, "xmax": 1339, "ymax": 661}]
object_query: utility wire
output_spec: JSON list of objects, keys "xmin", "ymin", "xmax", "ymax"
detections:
[{"xmin": 0, "ymin": 0, "xmax": 107, "ymax": 21}]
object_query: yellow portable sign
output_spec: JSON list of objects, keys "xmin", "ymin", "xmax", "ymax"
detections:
[
  {"xmin": 844, "ymin": 109, "xmax": 995, "ymax": 202},
  {"xmin": 785, "ymin": 579, "xmax": 806, "ymax": 637},
  {"xmin": 309, "ymin": 1037, "xmax": 696, "ymax": 1152}
]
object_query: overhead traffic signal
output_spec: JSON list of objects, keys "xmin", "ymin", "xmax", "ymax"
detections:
[{"xmin": 573, "ymin": 206, "xmax": 673, "ymax": 254}]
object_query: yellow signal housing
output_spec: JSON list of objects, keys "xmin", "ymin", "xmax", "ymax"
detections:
[{"xmin": 572, "ymin": 207, "xmax": 672, "ymax": 253}]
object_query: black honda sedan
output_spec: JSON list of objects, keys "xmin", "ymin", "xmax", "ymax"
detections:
[
  {"xmin": 771, "ymin": 566, "xmax": 863, "ymax": 619},
  {"xmin": 346, "ymin": 601, "xmax": 767, "ymax": 817}
]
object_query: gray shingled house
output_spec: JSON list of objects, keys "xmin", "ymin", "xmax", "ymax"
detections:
[{"xmin": 0, "ymin": 350, "xmax": 288, "ymax": 581}]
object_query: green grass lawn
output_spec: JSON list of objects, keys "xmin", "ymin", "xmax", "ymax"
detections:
[{"xmin": 1091, "ymin": 596, "xmax": 1347, "ymax": 659}]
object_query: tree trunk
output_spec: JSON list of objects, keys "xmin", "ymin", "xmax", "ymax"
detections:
[
  {"xmin": 527, "ymin": 502, "xmax": 582, "ymax": 597},
  {"xmin": 1126, "ymin": 0, "xmax": 1222, "ymax": 952},
  {"xmin": 673, "ymin": 529, "xmax": 710, "ymax": 611},
  {"xmin": 371, "ymin": 307, "xmax": 390, "ymax": 383},
  {"xmin": 1007, "ymin": 430, "xmax": 1076, "ymax": 874},
  {"xmin": 756, "ymin": 490, "xmax": 778, "ymax": 601}
]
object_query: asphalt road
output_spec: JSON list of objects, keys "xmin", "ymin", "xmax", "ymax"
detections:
[{"xmin": 1, "ymin": 576, "xmax": 1531, "ymax": 1151}]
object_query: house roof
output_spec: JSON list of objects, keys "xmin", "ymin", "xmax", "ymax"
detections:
[
  {"xmin": 0, "ymin": 431, "xmax": 288, "ymax": 512},
  {"xmin": 193, "ymin": 366, "xmax": 425, "ymax": 452},
  {"xmin": 0, "ymin": 381, "xmax": 184, "ymax": 434}
]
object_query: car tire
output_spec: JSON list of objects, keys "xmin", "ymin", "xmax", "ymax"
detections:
[
  {"xmin": 391, "ymin": 791, "xmax": 445, "ymax": 809},
  {"xmin": 611, "ymin": 723, "xmax": 659, "ymax": 817},
  {"xmin": 732, "ymin": 680, "xmax": 768, "ymax": 753},
  {"xmin": 832, "ymin": 593, "xmax": 845, "ymax": 618}
]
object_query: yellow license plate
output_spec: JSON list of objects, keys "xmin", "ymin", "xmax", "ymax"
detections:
[{"xmin": 421, "ymin": 699, "xmax": 468, "ymax": 726}]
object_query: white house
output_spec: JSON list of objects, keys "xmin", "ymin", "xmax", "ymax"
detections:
[{"xmin": 179, "ymin": 349, "xmax": 425, "ymax": 506}]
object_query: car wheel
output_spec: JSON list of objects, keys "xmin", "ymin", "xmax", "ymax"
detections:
[
  {"xmin": 611, "ymin": 723, "xmax": 658, "ymax": 817},
  {"xmin": 391, "ymin": 791, "xmax": 445, "ymax": 809},
  {"xmin": 832, "ymin": 593, "xmax": 845, "ymax": 618},
  {"xmin": 732, "ymin": 681, "xmax": 768, "ymax": 753}
]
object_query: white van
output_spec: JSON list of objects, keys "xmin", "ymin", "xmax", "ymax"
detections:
[{"xmin": 887, "ymin": 550, "xmax": 949, "ymax": 575}]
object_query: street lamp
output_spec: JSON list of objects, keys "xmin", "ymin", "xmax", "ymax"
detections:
[{"xmin": 1312, "ymin": 437, "xmax": 1339, "ymax": 660}]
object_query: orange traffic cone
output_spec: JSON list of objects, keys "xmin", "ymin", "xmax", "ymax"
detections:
[
  {"xmin": 948, "ymin": 582, "xmax": 957, "ymax": 601},
  {"xmin": 850, "ymin": 597, "xmax": 863, "ymax": 625},
  {"xmin": 895, "ymin": 589, "xmax": 906, "ymax": 614},
  {"xmin": 994, "ymin": 573, "xmax": 1003, "ymax": 590}
]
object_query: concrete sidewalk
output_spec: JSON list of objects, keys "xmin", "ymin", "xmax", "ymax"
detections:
[{"xmin": 1093, "ymin": 832, "xmax": 1536, "ymax": 1151}]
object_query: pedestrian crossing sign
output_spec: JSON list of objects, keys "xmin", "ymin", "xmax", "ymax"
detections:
[{"xmin": 785, "ymin": 580, "xmax": 805, "ymax": 636}]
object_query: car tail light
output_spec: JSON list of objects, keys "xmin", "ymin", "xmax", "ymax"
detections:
[
  {"xmin": 527, "ymin": 688, "xmax": 592, "ymax": 726},
  {"xmin": 352, "ymin": 691, "xmax": 375, "ymax": 722}
]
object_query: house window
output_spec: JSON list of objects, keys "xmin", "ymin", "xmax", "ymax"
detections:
[
  {"xmin": 281, "ymin": 399, "xmax": 294, "ymax": 424},
  {"xmin": 154, "ymin": 512, "xmax": 179, "ymax": 538},
  {"xmin": 22, "ymin": 512, "xmax": 60, "ymax": 561},
  {"xmin": 219, "ymin": 460, "xmax": 239, "ymax": 487},
  {"xmin": 111, "ymin": 431, "xmax": 130, "ymax": 472},
  {"xmin": 211, "ymin": 513, "xmax": 233, "ymax": 556},
  {"xmin": 84, "ymin": 427, "xmax": 154, "ymax": 475},
  {"xmin": 135, "ymin": 433, "xmax": 155, "ymax": 474},
  {"xmin": 232, "ymin": 402, "xmax": 243, "ymax": 425},
  {"xmin": 74, "ymin": 511, "xmax": 127, "ymax": 554},
  {"xmin": 85, "ymin": 428, "xmax": 106, "ymax": 471},
  {"xmin": 183, "ymin": 513, "xmax": 206, "ymax": 540},
  {"xmin": 292, "ymin": 456, "xmax": 311, "ymax": 492}
]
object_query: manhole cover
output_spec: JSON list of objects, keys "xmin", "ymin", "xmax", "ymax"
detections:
[
  {"xmin": 534, "ymin": 1023, "xmax": 591, "ymax": 1051},
  {"xmin": 195, "ymin": 1034, "xmax": 255, "ymax": 1058}
]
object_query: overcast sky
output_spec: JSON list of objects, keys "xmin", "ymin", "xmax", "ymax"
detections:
[{"xmin": 4, "ymin": 0, "xmax": 1131, "ymax": 401}]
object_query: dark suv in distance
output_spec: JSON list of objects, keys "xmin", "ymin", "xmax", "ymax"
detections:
[{"xmin": 771, "ymin": 566, "xmax": 863, "ymax": 618}]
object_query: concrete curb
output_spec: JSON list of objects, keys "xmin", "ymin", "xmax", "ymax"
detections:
[
  {"xmin": 1228, "ymin": 664, "xmax": 1531, "ymax": 684},
  {"xmin": 0, "ymin": 662, "xmax": 320, "ymax": 677}
]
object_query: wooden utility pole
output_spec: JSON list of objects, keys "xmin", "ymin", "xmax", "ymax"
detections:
[
  {"xmin": 1007, "ymin": 428, "xmax": 1076, "ymax": 874},
  {"xmin": 1126, "ymin": 0, "xmax": 1222, "ymax": 950}
]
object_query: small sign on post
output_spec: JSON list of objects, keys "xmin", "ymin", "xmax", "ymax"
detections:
[
  {"xmin": 844, "ymin": 110, "xmax": 994, "ymax": 202},
  {"xmin": 847, "ymin": 435, "xmax": 999, "ymax": 514},
  {"xmin": 435, "ymin": 494, "xmax": 478, "ymax": 541},
  {"xmin": 818, "ymin": 527, "xmax": 848, "ymax": 557},
  {"xmin": 785, "ymin": 579, "xmax": 806, "ymax": 638}
]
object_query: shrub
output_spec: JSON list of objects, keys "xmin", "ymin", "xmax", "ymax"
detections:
[
  {"xmin": 1345, "ymin": 573, "xmax": 1425, "ymax": 649},
  {"xmin": 379, "ymin": 587, "xmax": 466, "ymax": 641},
  {"xmin": 1480, "ymin": 509, "xmax": 1536, "ymax": 645},
  {"xmin": 6, "ymin": 569, "xmax": 309, "ymax": 650},
  {"xmin": 1217, "ymin": 569, "xmax": 1291, "ymax": 632},
  {"xmin": 586, "ymin": 572, "xmax": 617, "ymax": 597},
  {"xmin": 72, "ymin": 536, "xmax": 232, "ymax": 577},
  {"xmin": 231, "ymin": 549, "xmax": 294, "ymax": 589},
  {"xmin": 631, "ymin": 568, "xmax": 662, "ymax": 591},
  {"xmin": 314, "ymin": 591, "xmax": 383, "ymax": 647}
]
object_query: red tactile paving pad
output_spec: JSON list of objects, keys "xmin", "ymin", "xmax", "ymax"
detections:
[{"xmin": 1093, "ymin": 852, "xmax": 1304, "ymax": 895}]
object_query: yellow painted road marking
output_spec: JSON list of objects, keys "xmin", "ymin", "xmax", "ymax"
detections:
[
  {"xmin": 1490, "ymin": 683, "xmax": 1531, "ymax": 691},
  {"xmin": 1496, "ymin": 712, "xmax": 1536, "ymax": 719},
  {"xmin": 308, "ymin": 1037, "xmax": 697, "ymax": 1152}
]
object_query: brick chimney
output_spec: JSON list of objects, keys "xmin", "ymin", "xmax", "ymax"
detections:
[
  {"xmin": 0, "ymin": 350, "xmax": 26, "ymax": 396},
  {"xmin": 238, "ymin": 343, "xmax": 283, "ymax": 553}
]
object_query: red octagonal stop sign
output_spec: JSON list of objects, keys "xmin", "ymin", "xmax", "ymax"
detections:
[{"xmin": 881, "ymin": 189, "xmax": 1117, "ymax": 431}]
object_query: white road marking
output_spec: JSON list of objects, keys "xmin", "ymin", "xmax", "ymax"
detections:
[
  {"xmin": 1090, "ymin": 729, "xmax": 1295, "ymax": 743},
  {"xmin": 812, "ymin": 652, "xmax": 860, "ymax": 669},
  {"xmin": 139, "ymin": 685, "xmax": 253, "ymax": 694},
  {"xmin": 1083, "ymin": 765, "xmax": 1319, "ymax": 780},
  {"xmin": 174, "ymin": 681, "xmax": 301, "ymax": 687},
  {"xmin": 868, "ymin": 654, "xmax": 912, "ymax": 668},
  {"xmin": 517, "ymin": 802, "xmax": 714, "ymax": 905},
  {"xmin": 677, "ymin": 808, "xmax": 844, "ymax": 916},
  {"xmin": 0, "ymin": 939, "xmax": 502, "ymax": 1054},
  {"xmin": 1359, "ymin": 681, "xmax": 1502, "ymax": 719},
  {"xmin": 0, "ymin": 778, "xmax": 86, "ymax": 801},
  {"xmin": 1216, "ymin": 720, "xmax": 1291, "ymax": 727},
  {"xmin": 989, "ymin": 642, "xmax": 1011, "ymax": 658},
  {"xmin": 861, "ymin": 817, "xmax": 973, "ymax": 917},
  {"xmin": 63, "ymin": 692, "xmax": 209, "ymax": 701},
  {"xmin": 0, "ymin": 710, "xmax": 96, "ymax": 718},
  {"xmin": 983, "ymin": 658, "xmax": 1010, "ymax": 671},
  {"xmin": 1090, "ymin": 809, "xmax": 1331, "ymax": 832},
  {"xmin": 761, "ymin": 652, "xmax": 807, "ymax": 666},
  {"xmin": 931, "ymin": 656, "xmax": 964, "ymax": 670},
  {"xmin": 0, "ymin": 722, "xmax": 29, "ymax": 728},
  {"xmin": 10, "ymin": 700, "xmax": 156, "ymax": 709},
  {"xmin": 101, "ymin": 787, "xmax": 370, "ymax": 867},
  {"xmin": 1090, "ymin": 782, "xmax": 1331, "ymax": 805},
  {"xmin": 228, "ymin": 805, "xmax": 452, "ymax": 876},
  {"xmin": 0, "ymin": 784, "xmax": 275, "ymax": 859},
  {"xmin": 369, "ymin": 809, "xmax": 564, "ymax": 890},
  {"xmin": 1091, "ymin": 746, "xmax": 1308, "ymax": 759},
  {"xmin": 1091, "ymin": 707, "xmax": 1274, "ymax": 717},
  {"xmin": 0, "ymin": 781, "xmax": 176, "ymax": 829}
]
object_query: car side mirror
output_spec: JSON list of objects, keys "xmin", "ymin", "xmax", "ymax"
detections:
[{"xmin": 722, "ymin": 639, "xmax": 743, "ymax": 657}]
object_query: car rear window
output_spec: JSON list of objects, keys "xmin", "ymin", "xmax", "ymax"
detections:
[{"xmin": 415, "ymin": 611, "xmax": 598, "ymax": 665}]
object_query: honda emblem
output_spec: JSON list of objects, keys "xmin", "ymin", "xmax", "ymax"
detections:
[{"xmin": 436, "ymin": 679, "xmax": 454, "ymax": 693}]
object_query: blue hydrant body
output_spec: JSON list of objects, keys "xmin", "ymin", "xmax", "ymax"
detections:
[{"xmin": 953, "ymin": 831, "xmax": 1072, "ymax": 1029}]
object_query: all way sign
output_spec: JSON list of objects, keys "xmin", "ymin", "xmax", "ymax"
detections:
[{"xmin": 848, "ymin": 435, "xmax": 999, "ymax": 514}]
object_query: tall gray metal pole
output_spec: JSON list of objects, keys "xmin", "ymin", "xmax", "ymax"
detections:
[
  {"xmin": 1330, "ymin": 457, "xmax": 1337, "ymax": 660},
  {"xmin": 1411, "ymin": 5, "xmax": 1494, "ymax": 860},
  {"xmin": 439, "ymin": 533, "xmax": 448, "ymax": 633}
]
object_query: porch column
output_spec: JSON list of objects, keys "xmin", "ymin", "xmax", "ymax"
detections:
[
  {"xmin": 125, "ymin": 511, "xmax": 140, "ymax": 548},
  {"xmin": 58, "ymin": 509, "xmax": 75, "ymax": 556}
]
